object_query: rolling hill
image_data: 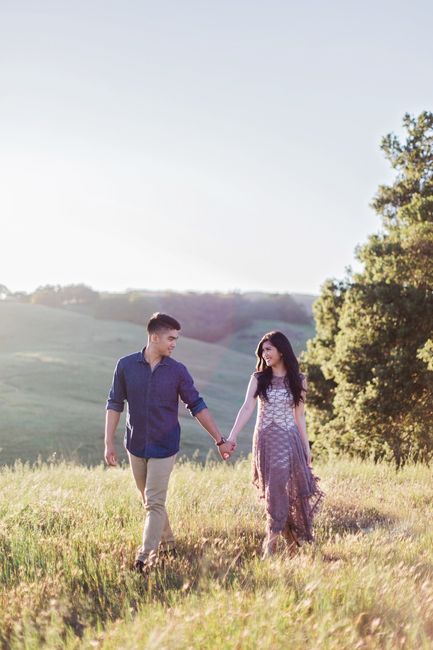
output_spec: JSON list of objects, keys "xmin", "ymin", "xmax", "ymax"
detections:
[
  {"xmin": 221, "ymin": 319, "xmax": 315, "ymax": 356},
  {"xmin": 0, "ymin": 302, "xmax": 314, "ymax": 466}
]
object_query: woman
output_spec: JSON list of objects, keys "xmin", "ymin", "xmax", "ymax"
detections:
[{"xmin": 227, "ymin": 331, "xmax": 324, "ymax": 558}]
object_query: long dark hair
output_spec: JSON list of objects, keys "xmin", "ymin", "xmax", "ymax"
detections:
[{"xmin": 254, "ymin": 331, "xmax": 304, "ymax": 405}]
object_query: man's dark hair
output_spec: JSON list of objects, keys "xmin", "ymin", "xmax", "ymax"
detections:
[{"xmin": 147, "ymin": 312, "xmax": 181, "ymax": 334}]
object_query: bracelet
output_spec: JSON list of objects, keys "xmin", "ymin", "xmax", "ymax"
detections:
[{"xmin": 216, "ymin": 437, "xmax": 227, "ymax": 446}]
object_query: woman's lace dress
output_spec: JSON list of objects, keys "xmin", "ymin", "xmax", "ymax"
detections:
[{"xmin": 252, "ymin": 374, "xmax": 324, "ymax": 541}]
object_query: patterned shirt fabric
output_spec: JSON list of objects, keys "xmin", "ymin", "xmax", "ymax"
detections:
[
  {"xmin": 252, "ymin": 372, "xmax": 324, "ymax": 540},
  {"xmin": 106, "ymin": 349, "xmax": 207, "ymax": 458}
]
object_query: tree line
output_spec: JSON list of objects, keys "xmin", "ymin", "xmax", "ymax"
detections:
[
  {"xmin": 1, "ymin": 284, "xmax": 311, "ymax": 343},
  {"xmin": 302, "ymin": 112, "xmax": 433, "ymax": 466}
]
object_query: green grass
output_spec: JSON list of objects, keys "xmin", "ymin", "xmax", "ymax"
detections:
[
  {"xmin": 0, "ymin": 304, "xmax": 314, "ymax": 467},
  {"xmin": 0, "ymin": 303, "xmax": 258, "ymax": 465},
  {"xmin": 0, "ymin": 457, "xmax": 432, "ymax": 649}
]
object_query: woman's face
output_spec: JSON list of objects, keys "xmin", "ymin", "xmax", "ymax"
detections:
[{"xmin": 261, "ymin": 341, "xmax": 282, "ymax": 367}]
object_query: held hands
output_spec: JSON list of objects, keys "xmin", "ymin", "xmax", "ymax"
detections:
[{"xmin": 217, "ymin": 438, "xmax": 236, "ymax": 461}]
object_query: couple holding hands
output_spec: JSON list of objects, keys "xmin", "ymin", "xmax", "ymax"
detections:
[{"xmin": 105, "ymin": 312, "xmax": 324, "ymax": 570}]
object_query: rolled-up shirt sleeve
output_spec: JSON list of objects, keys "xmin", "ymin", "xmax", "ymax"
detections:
[
  {"xmin": 106, "ymin": 360, "xmax": 126, "ymax": 412},
  {"xmin": 178, "ymin": 364, "xmax": 207, "ymax": 417}
]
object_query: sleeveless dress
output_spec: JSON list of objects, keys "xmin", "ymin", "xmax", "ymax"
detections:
[{"xmin": 252, "ymin": 373, "xmax": 324, "ymax": 541}]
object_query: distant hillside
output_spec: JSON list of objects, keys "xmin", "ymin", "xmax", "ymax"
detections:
[
  {"xmin": 243, "ymin": 291, "xmax": 316, "ymax": 316},
  {"xmin": 221, "ymin": 319, "xmax": 315, "ymax": 356},
  {"xmin": 0, "ymin": 303, "xmax": 255, "ymax": 466},
  {"xmin": 292, "ymin": 293, "xmax": 317, "ymax": 315},
  {"xmin": 0, "ymin": 302, "xmax": 315, "ymax": 466},
  {"xmin": 4, "ymin": 284, "xmax": 314, "ymax": 343}
]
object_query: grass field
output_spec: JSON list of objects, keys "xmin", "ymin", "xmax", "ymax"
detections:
[
  {"xmin": 0, "ymin": 303, "xmax": 313, "ymax": 467},
  {"xmin": 0, "ymin": 457, "xmax": 432, "ymax": 649}
]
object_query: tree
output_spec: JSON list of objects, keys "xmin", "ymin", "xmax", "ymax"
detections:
[
  {"xmin": 60, "ymin": 284, "xmax": 99, "ymax": 305},
  {"xmin": 0, "ymin": 285, "xmax": 10, "ymax": 300},
  {"xmin": 300, "ymin": 279, "xmax": 348, "ymax": 457},
  {"xmin": 302, "ymin": 112, "xmax": 433, "ymax": 466},
  {"xmin": 31, "ymin": 285, "xmax": 63, "ymax": 307}
]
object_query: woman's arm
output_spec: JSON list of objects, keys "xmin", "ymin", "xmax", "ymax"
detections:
[
  {"xmin": 227, "ymin": 375, "xmax": 258, "ymax": 445},
  {"xmin": 294, "ymin": 375, "xmax": 312, "ymax": 467}
]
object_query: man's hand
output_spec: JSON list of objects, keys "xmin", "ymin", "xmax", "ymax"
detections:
[
  {"xmin": 218, "ymin": 440, "xmax": 235, "ymax": 461},
  {"xmin": 105, "ymin": 410, "xmax": 120, "ymax": 466},
  {"xmin": 104, "ymin": 445, "xmax": 118, "ymax": 466}
]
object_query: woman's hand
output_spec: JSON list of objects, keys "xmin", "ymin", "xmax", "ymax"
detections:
[
  {"xmin": 227, "ymin": 434, "xmax": 237, "ymax": 450},
  {"xmin": 218, "ymin": 440, "xmax": 235, "ymax": 461}
]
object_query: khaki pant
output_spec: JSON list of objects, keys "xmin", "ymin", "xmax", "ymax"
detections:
[{"xmin": 128, "ymin": 451, "xmax": 177, "ymax": 562}]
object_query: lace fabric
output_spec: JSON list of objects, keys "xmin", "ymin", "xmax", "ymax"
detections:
[{"xmin": 252, "ymin": 375, "xmax": 324, "ymax": 541}]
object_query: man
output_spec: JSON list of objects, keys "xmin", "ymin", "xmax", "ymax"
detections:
[{"xmin": 105, "ymin": 312, "xmax": 234, "ymax": 571}]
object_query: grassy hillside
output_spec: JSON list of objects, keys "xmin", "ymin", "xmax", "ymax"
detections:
[
  {"xmin": 0, "ymin": 303, "xmax": 315, "ymax": 466},
  {"xmin": 0, "ymin": 303, "xmax": 257, "ymax": 466},
  {"xmin": 292, "ymin": 293, "xmax": 316, "ymax": 315},
  {"xmin": 0, "ymin": 458, "xmax": 432, "ymax": 648},
  {"xmin": 221, "ymin": 319, "xmax": 315, "ymax": 356}
]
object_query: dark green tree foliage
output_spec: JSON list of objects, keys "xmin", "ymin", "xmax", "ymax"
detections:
[
  {"xmin": 301, "ymin": 280, "xmax": 347, "ymax": 457},
  {"xmin": 302, "ymin": 112, "xmax": 433, "ymax": 466}
]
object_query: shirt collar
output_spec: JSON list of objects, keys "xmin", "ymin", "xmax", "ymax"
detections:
[{"xmin": 138, "ymin": 347, "xmax": 168, "ymax": 366}]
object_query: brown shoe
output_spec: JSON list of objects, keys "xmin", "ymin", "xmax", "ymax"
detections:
[
  {"xmin": 133, "ymin": 550, "xmax": 156, "ymax": 573},
  {"xmin": 133, "ymin": 558, "xmax": 146, "ymax": 573}
]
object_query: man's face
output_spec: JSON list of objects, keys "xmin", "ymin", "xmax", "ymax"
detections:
[{"xmin": 152, "ymin": 328, "xmax": 179, "ymax": 356}]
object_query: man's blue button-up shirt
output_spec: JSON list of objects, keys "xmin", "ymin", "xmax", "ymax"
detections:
[{"xmin": 106, "ymin": 349, "xmax": 207, "ymax": 458}]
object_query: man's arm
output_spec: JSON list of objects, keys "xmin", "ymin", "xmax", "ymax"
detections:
[
  {"xmin": 227, "ymin": 375, "xmax": 258, "ymax": 445},
  {"xmin": 105, "ymin": 409, "xmax": 120, "ymax": 466},
  {"xmin": 194, "ymin": 408, "xmax": 235, "ymax": 460},
  {"xmin": 104, "ymin": 360, "xmax": 126, "ymax": 466},
  {"xmin": 178, "ymin": 365, "xmax": 234, "ymax": 460}
]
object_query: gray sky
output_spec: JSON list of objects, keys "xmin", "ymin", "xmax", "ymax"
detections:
[{"xmin": 1, "ymin": 0, "xmax": 432, "ymax": 295}]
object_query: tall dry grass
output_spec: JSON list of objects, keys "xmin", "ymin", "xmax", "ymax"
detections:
[{"xmin": 0, "ymin": 457, "xmax": 432, "ymax": 649}]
